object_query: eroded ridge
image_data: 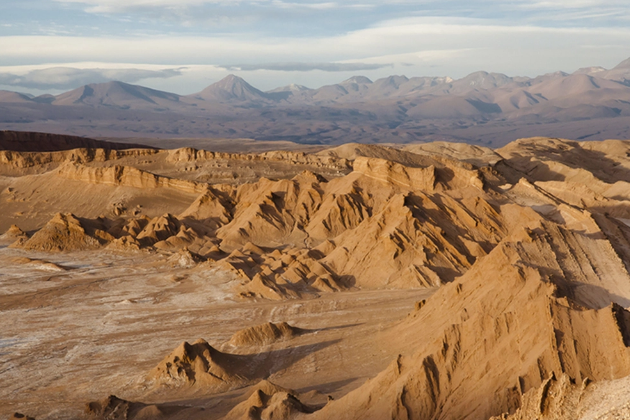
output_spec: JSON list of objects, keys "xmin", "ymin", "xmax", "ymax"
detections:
[{"xmin": 4, "ymin": 135, "xmax": 630, "ymax": 419}]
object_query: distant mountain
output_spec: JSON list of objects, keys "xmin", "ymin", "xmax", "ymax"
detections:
[
  {"xmin": 266, "ymin": 83, "xmax": 312, "ymax": 100},
  {"xmin": 53, "ymin": 81, "xmax": 183, "ymax": 110},
  {"xmin": 452, "ymin": 71, "xmax": 513, "ymax": 90},
  {"xmin": 335, "ymin": 76, "xmax": 372, "ymax": 96},
  {"xmin": 526, "ymin": 71, "xmax": 569, "ymax": 86},
  {"xmin": 369, "ymin": 75, "xmax": 410, "ymax": 95},
  {"xmin": 573, "ymin": 66, "xmax": 607, "ymax": 75},
  {"xmin": 0, "ymin": 91, "xmax": 33, "ymax": 103},
  {"xmin": 267, "ymin": 83, "xmax": 312, "ymax": 93},
  {"xmin": 192, "ymin": 74, "xmax": 270, "ymax": 102},
  {"xmin": 341, "ymin": 76, "xmax": 372, "ymax": 85},
  {"xmin": 613, "ymin": 57, "xmax": 630, "ymax": 69},
  {"xmin": 2, "ymin": 56, "xmax": 630, "ymax": 146},
  {"xmin": 528, "ymin": 73, "xmax": 625, "ymax": 99}
]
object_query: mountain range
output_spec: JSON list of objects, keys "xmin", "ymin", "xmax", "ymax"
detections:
[{"xmin": 2, "ymin": 57, "xmax": 630, "ymax": 146}]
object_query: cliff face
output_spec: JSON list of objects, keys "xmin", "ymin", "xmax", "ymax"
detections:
[
  {"xmin": 305, "ymin": 221, "xmax": 630, "ymax": 420},
  {"xmin": 167, "ymin": 147, "xmax": 350, "ymax": 170},
  {"xmin": 0, "ymin": 130, "xmax": 152, "ymax": 152},
  {"xmin": 55, "ymin": 162, "xmax": 209, "ymax": 194}
]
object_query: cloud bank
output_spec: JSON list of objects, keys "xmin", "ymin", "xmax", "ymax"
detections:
[
  {"xmin": 49, "ymin": 0, "xmax": 630, "ymax": 28},
  {"xmin": 0, "ymin": 67, "xmax": 183, "ymax": 90},
  {"xmin": 2, "ymin": 0, "xmax": 630, "ymax": 94}
]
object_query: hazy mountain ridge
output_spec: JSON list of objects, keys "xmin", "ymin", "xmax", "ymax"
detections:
[{"xmin": 2, "ymin": 57, "xmax": 630, "ymax": 146}]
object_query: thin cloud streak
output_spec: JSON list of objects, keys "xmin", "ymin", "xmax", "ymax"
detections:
[
  {"xmin": 49, "ymin": 0, "xmax": 630, "ymax": 27},
  {"xmin": 220, "ymin": 62, "xmax": 393, "ymax": 72},
  {"xmin": 0, "ymin": 66, "xmax": 184, "ymax": 90},
  {"xmin": 3, "ymin": 19, "xmax": 630, "ymax": 63},
  {"xmin": 1, "ymin": 11, "xmax": 629, "ymax": 93}
]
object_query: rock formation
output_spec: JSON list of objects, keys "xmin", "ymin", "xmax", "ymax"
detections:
[
  {"xmin": 0, "ymin": 130, "xmax": 150, "ymax": 152},
  {"xmin": 304, "ymin": 220, "xmax": 630, "ymax": 420},
  {"xmin": 15, "ymin": 213, "xmax": 109, "ymax": 252},
  {"xmin": 5, "ymin": 134, "xmax": 630, "ymax": 419},
  {"xmin": 0, "ymin": 224, "xmax": 28, "ymax": 245},
  {"xmin": 84, "ymin": 395, "xmax": 191, "ymax": 420},
  {"xmin": 227, "ymin": 322, "xmax": 303, "ymax": 347},
  {"xmin": 9, "ymin": 414, "xmax": 35, "ymax": 420},
  {"xmin": 223, "ymin": 380, "xmax": 319, "ymax": 420},
  {"xmin": 148, "ymin": 339, "xmax": 255, "ymax": 392}
]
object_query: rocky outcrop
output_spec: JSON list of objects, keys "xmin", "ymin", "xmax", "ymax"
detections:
[
  {"xmin": 223, "ymin": 380, "xmax": 319, "ymax": 420},
  {"xmin": 9, "ymin": 414, "xmax": 35, "ymax": 420},
  {"xmin": 167, "ymin": 147, "xmax": 350, "ymax": 171},
  {"xmin": 227, "ymin": 322, "xmax": 303, "ymax": 347},
  {"xmin": 305, "ymin": 221, "xmax": 630, "ymax": 420},
  {"xmin": 0, "ymin": 224, "xmax": 28, "ymax": 245},
  {"xmin": 352, "ymin": 157, "xmax": 437, "ymax": 191},
  {"xmin": 85, "ymin": 395, "xmax": 182, "ymax": 420},
  {"xmin": 56, "ymin": 162, "xmax": 208, "ymax": 194},
  {"xmin": 0, "ymin": 147, "xmax": 159, "ymax": 170},
  {"xmin": 148, "ymin": 339, "xmax": 254, "ymax": 392},
  {"xmin": 0, "ymin": 130, "xmax": 151, "ymax": 152},
  {"xmin": 15, "ymin": 213, "xmax": 109, "ymax": 252}
]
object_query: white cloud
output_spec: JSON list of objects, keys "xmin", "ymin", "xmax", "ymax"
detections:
[
  {"xmin": 53, "ymin": 0, "xmax": 355, "ymax": 13},
  {"xmin": 1, "ymin": 16, "xmax": 629, "ymax": 93},
  {"xmin": 0, "ymin": 66, "xmax": 183, "ymax": 89},
  {"xmin": 524, "ymin": 0, "xmax": 628, "ymax": 8},
  {"xmin": 56, "ymin": 0, "xmax": 229, "ymax": 12},
  {"xmin": 271, "ymin": 1, "xmax": 339, "ymax": 10},
  {"xmin": 220, "ymin": 62, "xmax": 392, "ymax": 72},
  {"xmin": 3, "ymin": 18, "xmax": 629, "ymax": 64},
  {"xmin": 52, "ymin": 0, "xmax": 630, "ymax": 16},
  {"xmin": 0, "ymin": 21, "xmax": 624, "ymax": 78}
]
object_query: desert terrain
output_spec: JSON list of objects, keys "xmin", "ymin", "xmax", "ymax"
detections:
[{"xmin": 3, "ymin": 130, "xmax": 630, "ymax": 419}]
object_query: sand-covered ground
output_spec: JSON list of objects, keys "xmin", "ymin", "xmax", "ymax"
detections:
[{"xmin": 0, "ymin": 245, "xmax": 434, "ymax": 419}]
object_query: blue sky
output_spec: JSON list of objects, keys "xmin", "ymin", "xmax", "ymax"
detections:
[{"xmin": 1, "ymin": 0, "xmax": 630, "ymax": 95}]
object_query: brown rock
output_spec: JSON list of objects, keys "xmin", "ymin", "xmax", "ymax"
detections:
[{"xmin": 227, "ymin": 322, "xmax": 303, "ymax": 347}]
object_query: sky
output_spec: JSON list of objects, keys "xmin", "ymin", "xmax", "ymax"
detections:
[{"xmin": 1, "ymin": 0, "xmax": 630, "ymax": 95}]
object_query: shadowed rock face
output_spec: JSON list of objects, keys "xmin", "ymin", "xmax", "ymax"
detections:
[
  {"xmin": 9, "ymin": 414, "xmax": 35, "ymax": 420},
  {"xmin": 222, "ymin": 380, "xmax": 320, "ymax": 420},
  {"xmin": 227, "ymin": 322, "xmax": 304, "ymax": 347},
  {"xmin": 306, "ymin": 221, "xmax": 630, "ymax": 420},
  {"xmin": 85, "ymin": 395, "xmax": 192, "ymax": 420},
  {"xmin": 0, "ymin": 130, "xmax": 153, "ymax": 152},
  {"xmin": 17, "ymin": 213, "xmax": 106, "ymax": 252},
  {"xmin": 148, "ymin": 339, "xmax": 253, "ymax": 391},
  {"xmin": 5, "ymin": 135, "xmax": 630, "ymax": 419}
]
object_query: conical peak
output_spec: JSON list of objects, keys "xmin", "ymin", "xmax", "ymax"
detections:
[{"xmin": 342, "ymin": 76, "xmax": 373, "ymax": 84}]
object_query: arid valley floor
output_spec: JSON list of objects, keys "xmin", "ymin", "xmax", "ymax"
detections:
[{"xmin": 4, "ymin": 131, "xmax": 630, "ymax": 419}]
